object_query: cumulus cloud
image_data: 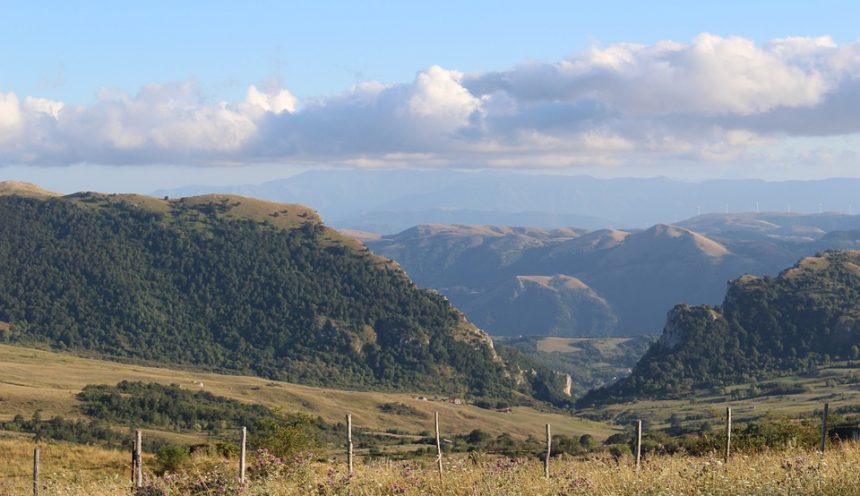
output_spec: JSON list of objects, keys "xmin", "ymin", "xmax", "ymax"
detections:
[{"xmin": 1, "ymin": 34, "xmax": 860, "ymax": 168}]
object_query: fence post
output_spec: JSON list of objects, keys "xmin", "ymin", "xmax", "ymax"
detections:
[
  {"xmin": 725, "ymin": 407, "xmax": 732, "ymax": 464},
  {"xmin": 239, "ymin": 426, "xmax": 247, "ymax": 484},
  {"xmin": 435, "ymin": 411, "xmax": 444, "ymax": 482},
  {"xmin": 544, "ymin": 423, "xmax": 551, "ymax": 479},
  {"xmin": 346, "ymin": 413, "xmax": 354, "ymax": 476},
  {"xmin": 135, "ymin": 429, "xmax": 143, "ymax": 488},
  {"xmin": 131, "ymin": 440, "xmax": 136, "ymax": 487},
  {"xmin": 33, "ymin": 447, "xmax": 39, "ymax": 496},
  {"xmin": 820, "ymin": 402, "xmax": 829, "ymax": 453},
  {"xmin": 635, "ymin": 420, "xmax": 642, "ymax": 473}
]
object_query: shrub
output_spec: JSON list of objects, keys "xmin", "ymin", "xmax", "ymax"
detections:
[{"xmin": 155, "ymin": 444, "xmax": 190, "ymax": 474}]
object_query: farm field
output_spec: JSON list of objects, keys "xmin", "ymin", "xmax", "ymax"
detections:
[
  {"xmin": 0, "ymin": 344, "xmax": 617, "ymax": 442},
  {"xmin": 3, "ymin": 436, "xmax": 860, "ymax": 495}
]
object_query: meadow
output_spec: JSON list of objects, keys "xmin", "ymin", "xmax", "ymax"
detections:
[
  {"xmin": 2, "ymin": 435, "xmax": 860, "ymax": 495},
  {"xmin": 0, "ymin": 344, "xmax": 616, "ymax": 446}
]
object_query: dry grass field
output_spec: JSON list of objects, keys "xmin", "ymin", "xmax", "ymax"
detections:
[
  {"xmin": 535, "ymin": 337, "xmax": 634, "ymax": 354},
  {"xmin": 583, "ymin": 364, "xmax": 860, "ymax": 430},
  {"xmin": 0, "ymin": 344, "xmax": 617, "ymax": 442},
  {"xmin": 3, "ymin": 435, "xmax": 860, "ymax": 495}
]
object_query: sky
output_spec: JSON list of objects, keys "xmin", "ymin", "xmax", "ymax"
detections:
[{"xmin": 1, "ymin": 0, "xmax": 860, "ymax": 192}]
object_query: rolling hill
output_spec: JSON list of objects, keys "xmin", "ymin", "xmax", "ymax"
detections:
[
  {"xmin": 579, "ymin": 250, "xmax": 860, "ymax": 405},
  {"xmin": 0, "ymin": 183, "xmax": 543, "ymax": 401}
]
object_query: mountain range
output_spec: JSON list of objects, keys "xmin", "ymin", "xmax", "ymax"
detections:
[
  {"xmin": 364, "ymin": 214, "xmax": 860, "ymax": 336},
  {"xmin": 154, "ymin": 170, "xmax": 860, "ymax": 233}
]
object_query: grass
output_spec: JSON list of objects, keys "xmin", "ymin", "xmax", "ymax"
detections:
[
  {"xmin": 585, "ymin": 363, "xmax": 860, "ymax": 430},
  {"xmin": 3, "ymin": 435, "xmax": 860, "ymax": 495},
  {"xmin": 0, "ymin": 344, "xmax": 618, "ymax": 442},
  {"xmin": 535, "ymin": 337, "xmax": 633, "ymax": 354}
]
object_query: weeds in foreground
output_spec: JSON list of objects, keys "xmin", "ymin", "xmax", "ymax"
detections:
[{"xmin": 3, "ymin": 439, "xmax": 860, "ymax": 495}]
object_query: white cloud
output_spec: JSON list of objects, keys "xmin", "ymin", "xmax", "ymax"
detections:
[
  {"xmin": 1, "ymin": 34, "xmax": 860, "ymax": 170},
  {"xmin": 0, "ymin": 92, "xmax": 22, "ymax": 139},
  {"xmin": 246, "ymin": 85, "xmax": 296, "ymax": 114},
  {"xmin": 407, "ymin": 65, "xmax": 479, "ymax": 126}
]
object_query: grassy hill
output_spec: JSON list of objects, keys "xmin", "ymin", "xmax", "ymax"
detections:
[{"xmin": 0, "ymin": 186, "xmax": 539, "ymax": 400}]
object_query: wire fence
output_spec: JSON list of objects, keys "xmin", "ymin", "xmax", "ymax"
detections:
[{"xmin": 1, "ymin": 401, "xmax": 839, "ymax": 493}]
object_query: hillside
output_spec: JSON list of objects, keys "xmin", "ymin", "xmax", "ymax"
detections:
[
  {"xmin": 0, "ymin": 344, "xmax": 615, "ymax": 441},
  {"xmin": 579, "ymin": 250, "xmax": 860, "ymax": 405},
  {"xmin": 0, "ymin": 188, "xmax": 531, "ymax": 399}
]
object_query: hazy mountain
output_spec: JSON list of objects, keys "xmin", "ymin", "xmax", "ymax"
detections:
[
  {"xmin": 154, "ymin": 170, "xmax": 860, "ymax": 233},
  {"xmin": 458, "ymin": 275, "xmax": 618, "ymax": 337},
  {"xmin": 365, "ymin": 216, "xmax": 860, "ymax": 337},
  {"xmin": 580, "ymin": 250, "xmax": 860, "ymax": 405},
  {"xmin": 677, "ymin": 212, "xmax": 860, "ymax": 242},
  {"xmin": 0, "ymin": 183, "xmax": 539, "ymax": 400}
]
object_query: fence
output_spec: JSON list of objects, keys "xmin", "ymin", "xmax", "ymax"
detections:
[{"xmin": 15, "ymin": 401, "xmax": 838, "ymax": 494}]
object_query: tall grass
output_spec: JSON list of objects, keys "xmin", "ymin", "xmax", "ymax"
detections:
[{"xmin": 2, "ymin": 437, "xmax": 860, "ymax": 495}]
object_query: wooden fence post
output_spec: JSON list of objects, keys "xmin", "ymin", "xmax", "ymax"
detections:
[
  {"xmin": 130, "ymin": 440, "xmax": 136, "ymax": 486},
  {"xmin": 347, "ymin": 414, "xmax": 354, "ymax": 476},
  {"xmin": 33, "ymin": 447, "xmax": 39, "ymax": 496},
  {"xmin": 435, "ymin": 411, "xmax": 444, "ymax": 482},
  {"xmin": 635, "ymin": 420, "xmax": 642, "ymax": 473},
  {"xmin": 820, "ymin": 402, "xmax": 829, "ymax": 453},
  {"xmin": 544, "ymin": 423, "xmax": 551, "ymax": 479},
  {"xmin": 725, "ymin": 407, "xmax": 732, "ymax": 464},
  {"xmin": 239, "ymin": 426, "xmax": 247, "ymax": 484},
  {"xmin": 135, "ymin": 429, "xmax": 143, "ymax": 488}
]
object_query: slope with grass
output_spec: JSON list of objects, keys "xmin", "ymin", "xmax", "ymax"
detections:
[{"xmin": 0, "ymin": 344, "xmax": 618, "ymax": 441}]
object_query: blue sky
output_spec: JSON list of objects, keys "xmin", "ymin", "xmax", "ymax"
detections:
[
  {"xmin": 4, "ymin": 1, "xmax": 858, "ymax": 103},
  {"xmin": 1, "ymin": 1, "xmax": 860, "ymax": 191}
]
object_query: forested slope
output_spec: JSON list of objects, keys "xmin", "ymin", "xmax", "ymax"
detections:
[
  {"xmin": 580, "ymin": 250, "xmax": 860, "ymax": 405},
  {"xmin": 0, "ymin": 189, "xmax": 527, "ymax": 399}
]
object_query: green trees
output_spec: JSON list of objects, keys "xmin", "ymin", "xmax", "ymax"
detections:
[
  {"xmin": 580, "ymin": 251, "xmax": 860, "ymax": 405},
  {"xmin": 0, "ymin": 194, "xmax": 516, "ymax": 397}
]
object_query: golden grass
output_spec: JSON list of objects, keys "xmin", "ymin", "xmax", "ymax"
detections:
[
  {"xmin": 585, "ymin": 364, "xmax": 860, "ymax": 429},
  {"xmin": 4, "ymin": 436, "xmax": 860, "ymax": 495},
  {"xmin": 535, "ymin": 337, "xmax": 632, "ymax": 354},
  {"xmin": 0, "ymin": 344, "xmax": 618, "ymax": 441}
]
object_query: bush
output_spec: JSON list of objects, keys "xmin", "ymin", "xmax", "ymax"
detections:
[
  {"xmin": 155, "ymin": 445, "xmax": 190, "ymax": 474},
  {"xmin": 255, "ymin": 413, "xmax": 319, "ymax": 459}
]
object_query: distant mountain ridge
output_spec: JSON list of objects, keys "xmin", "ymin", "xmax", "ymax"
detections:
[
  {"xmin": 155, "ymin": 170, "xmax": 860, "ymax": 233},
  {"xmin": 579, "ymin": 250, "xmax": 860, "ymax": 405}
]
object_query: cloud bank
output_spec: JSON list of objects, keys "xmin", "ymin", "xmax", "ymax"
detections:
[{"xmin": 1, "ymin": 34, "xmax": 859, "ymax": 169}]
